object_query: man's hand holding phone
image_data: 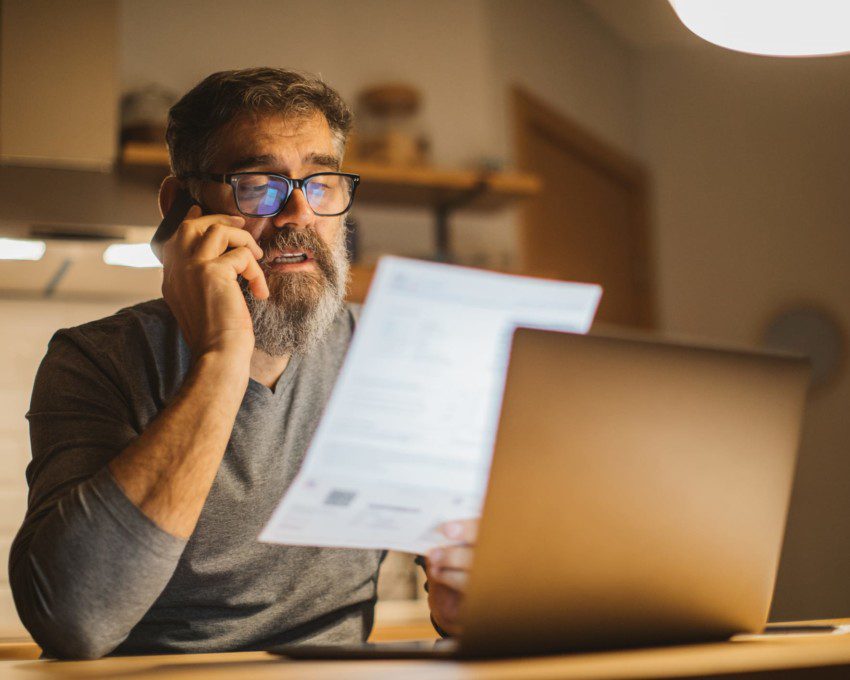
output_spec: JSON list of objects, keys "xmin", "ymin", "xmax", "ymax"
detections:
[{"xmin": 160, "ymin": 205, "xmax": 268, "ymax": 369}]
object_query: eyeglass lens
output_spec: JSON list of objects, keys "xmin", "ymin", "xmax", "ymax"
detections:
[{"xmin": 233, "ymin": 173, "xmax": 354, "ymax": 217}]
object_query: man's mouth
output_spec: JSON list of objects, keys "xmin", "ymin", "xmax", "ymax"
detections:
[{"xmin": 266, "ymin": 248, "xmax": 314, "ymax": 266}]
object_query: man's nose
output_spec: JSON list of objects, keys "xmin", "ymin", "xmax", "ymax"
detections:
[{"xmin": 272, "ymin": 185, "xmax": 313, "ymax": 230}]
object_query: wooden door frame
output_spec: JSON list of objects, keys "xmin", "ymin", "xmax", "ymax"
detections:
[{"xmin": 512, "ymin": 86, "xmax": 656, "ymax": 328}]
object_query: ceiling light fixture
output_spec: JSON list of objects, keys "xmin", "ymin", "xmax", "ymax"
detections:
[
  {"xmin": 668, "ymin": 0, "xmax": 850, "ymax": 57},
  {"xmin": 103, "ymin": 243, "xmax": 162, "ymax": 268},
  {"xmin": 0, "ymin": 237, "xmax": 46, "ymax": 261}
]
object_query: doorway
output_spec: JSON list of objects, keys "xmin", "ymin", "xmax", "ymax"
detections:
[{"xmin": 513, "ymin": 88, "xmax": 655, "ymax": 328}]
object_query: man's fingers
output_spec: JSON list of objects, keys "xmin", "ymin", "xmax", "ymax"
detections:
[
  {"xmin": 438, "ymin": 518, "xmax": 479, "ymax": 544},
  {"xmin": 175, "ymin": 212, "xmax": 246, "ymax": 251},
  {"xmin": 187, "ymin": 211, "xmax": 245, "ymax": 230},
  {"xmin": 195, "ymin": 223, "xmax": 262, "ymax": 261},
  {"xmin": 216, "ymin": 248, "xmax": 269, "ymax": 299},
  {"xmin": 428, "ymin": 545, "xmax": 473, "ymax": 572},
  {"xmin": 240, "ymin": 257, "xmax": 269, "ymax": 300},
  {"xmin": 428, "ymin": 567, "xmax": 469, "ymax": 593}
]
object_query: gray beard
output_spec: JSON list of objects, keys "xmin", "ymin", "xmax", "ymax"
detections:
[{"xmin": 242, "ymin": 227, "xmax": 350, "ymax": 357}]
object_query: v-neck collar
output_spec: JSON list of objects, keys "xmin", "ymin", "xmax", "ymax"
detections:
[{"xmin": 247, "ymin": 354, "xmax": 303, "ymax": 400}]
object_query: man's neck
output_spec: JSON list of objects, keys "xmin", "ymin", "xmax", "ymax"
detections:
[{"xmin": 250, "ymin": 348, "xmax": 291, "ymax": 391}]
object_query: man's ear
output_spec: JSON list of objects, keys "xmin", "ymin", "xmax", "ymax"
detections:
[{"xmin": 158, "ymin": 175, "xmax": 184, "ymax": 219}]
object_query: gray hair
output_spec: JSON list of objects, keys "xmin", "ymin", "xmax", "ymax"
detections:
[{"xmin": 166, "ymin": 67, "xmax": 353, "ymax": 187}]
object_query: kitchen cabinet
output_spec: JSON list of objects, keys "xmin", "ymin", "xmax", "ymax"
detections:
[{"xmin": 0, "ymin": 0, "xmax": 118, "ymax": 169}]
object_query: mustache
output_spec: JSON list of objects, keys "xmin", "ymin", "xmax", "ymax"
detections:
[{"xmin": 259, "ymin": 228, "xmax": 328, "ymax": 264}]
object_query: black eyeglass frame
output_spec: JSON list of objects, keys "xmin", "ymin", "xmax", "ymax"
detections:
[{"xmin": 186, "ymin": 171, "xmax": 361, "ymax": 218}]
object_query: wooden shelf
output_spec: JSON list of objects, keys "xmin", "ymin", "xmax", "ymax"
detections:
[
  {"xmin": 121, "ymin": 142, "xmax": 540, "ymax": 212},
  {"xmin": 346, "ymin": 161, "xmax": 539, "ymax": 211},
  {"xmin": 121, "ymin": 142, "xmax": 172, "ymax": 167}
]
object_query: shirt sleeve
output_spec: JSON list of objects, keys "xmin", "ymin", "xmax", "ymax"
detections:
[{"xmin": 8, "ymin": 330, "xmax": 187, "ymax": 659}]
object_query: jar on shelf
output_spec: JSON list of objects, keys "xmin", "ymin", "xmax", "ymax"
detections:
[{"xmin": 348, "ymin": 83, "xmax": 430, "ymax": 167}]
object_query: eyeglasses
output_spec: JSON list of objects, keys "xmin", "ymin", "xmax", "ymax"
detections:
[{"xmin": 187, "ymin": 171, "xmax": 360, "ymax": 217}]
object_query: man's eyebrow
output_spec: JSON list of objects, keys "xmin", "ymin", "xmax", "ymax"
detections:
[
  {"xmin": 227, "ymin": 154, "xmax": 277, "ymax": 172},
  {"xmin": 226, "ymin": 152, "xmax": 341, "ymax": 173},
  {"xmin": 304, "ymin": 152, "xmax": 341, "ymax": 171}
]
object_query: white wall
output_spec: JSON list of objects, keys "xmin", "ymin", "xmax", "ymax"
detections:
[{"xmin": 637, "ymin": 47, "xmax": 850, "ymax": 619}]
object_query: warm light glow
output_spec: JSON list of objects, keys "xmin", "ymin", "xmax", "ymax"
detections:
[
  {"xmin": 0, "ymin": 238, "xmax": 46, "ymax": 261},
  {"xmin": 669, "ymin": 0, "xmax": 850, "ymax": 57},
  {"xmin": 103, "ymin": 243, "xmax": 161, "ymax": 268}
]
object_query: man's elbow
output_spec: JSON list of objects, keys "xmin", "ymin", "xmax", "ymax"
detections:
[
  {"xmin": 10, "ymin": 563, "xmax": 122, "ymax": 659},
  {"xmin": 35, "ymin": 625, "xmax": 120, "ymax": 660},
  {"xmin": 17, "ymin": 606, "xmax": 121, "ymax": 659}
]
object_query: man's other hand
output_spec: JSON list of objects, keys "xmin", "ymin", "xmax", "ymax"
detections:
[{"xmin": 425, "ymin": 518, "xmax": 478, "ymax": 637}]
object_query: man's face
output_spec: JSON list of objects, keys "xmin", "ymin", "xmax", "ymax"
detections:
[{"xmin": 199, "ymin": 111, "xmax": 350, "ymax": 356}]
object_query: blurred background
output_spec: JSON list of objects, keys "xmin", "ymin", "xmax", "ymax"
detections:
[{"xmin": 0, "ymin": 0, "xmax": 848, "ymax": 640}]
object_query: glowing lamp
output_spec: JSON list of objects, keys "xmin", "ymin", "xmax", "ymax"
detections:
[
  {"xmin": 103, "ymin": 243, "xmax": 161, "ymax": 268},
  {"xmin": 669, "ymin": 0, "xmax": 850, "ymax": 57},
  {"xmin": 0, "ymin": 238, "xmax": 46, "ymax": 261}
]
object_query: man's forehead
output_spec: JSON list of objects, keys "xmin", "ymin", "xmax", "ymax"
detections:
[{"xmin": 214, "ymin": 111, "xmax": 339, "ymax": 171}]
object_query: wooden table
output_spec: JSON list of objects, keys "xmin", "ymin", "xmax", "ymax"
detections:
[{"xmin": 3, "ymin": 620, "xmax": 850, "ymax": 679}]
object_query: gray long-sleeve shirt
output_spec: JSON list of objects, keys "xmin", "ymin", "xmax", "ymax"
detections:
[{"xmin": 9, "ymin": 299, "xmax": 385, "ymax": 659}]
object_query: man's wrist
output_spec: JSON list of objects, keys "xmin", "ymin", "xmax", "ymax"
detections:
[{"xmin": 193, "ymin": 350, "xmax": 251, "ymax": 395}]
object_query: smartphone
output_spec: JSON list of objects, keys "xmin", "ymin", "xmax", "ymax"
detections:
[{"xmin": 150, "ymin": 189, "xmax": 197, "ymax": 264}]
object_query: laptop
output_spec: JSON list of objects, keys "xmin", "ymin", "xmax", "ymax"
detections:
[{"xmin": 270, "ymin": 328, "xmax": 810, "ymax": 660}]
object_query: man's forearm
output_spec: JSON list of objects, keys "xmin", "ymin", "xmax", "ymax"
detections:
[{"xmin": 109, "ymin": 350, "xmax": 249, "ymax": 539}]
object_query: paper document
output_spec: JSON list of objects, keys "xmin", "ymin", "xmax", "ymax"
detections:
[{"xmin": 260, "ymin": 257, "xmax": 602, "ymax": 554}]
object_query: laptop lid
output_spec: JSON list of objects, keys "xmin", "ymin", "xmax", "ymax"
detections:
[{"xmin": 459, "ymin": 329, "xmax": 810, "ymax": 658}]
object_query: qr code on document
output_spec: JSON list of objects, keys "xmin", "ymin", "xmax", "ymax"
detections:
[{"xmin": 324, "ymin": 489, "xmax": 357, "ymax": 507}]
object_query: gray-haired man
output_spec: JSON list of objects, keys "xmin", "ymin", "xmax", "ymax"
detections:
[{"xmin": 10, "ymin": 68, "xmax": 477, "ymax": 659}]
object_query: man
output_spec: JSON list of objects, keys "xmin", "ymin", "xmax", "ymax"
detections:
[{"xmin": 9, "ymin": 68, "xmax": 476, "ymax": 659}]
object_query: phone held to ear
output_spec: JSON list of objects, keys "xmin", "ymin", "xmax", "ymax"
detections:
[{"xmin": 150, "ymin": 189, "xmax": 197, "ymax": 264}]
